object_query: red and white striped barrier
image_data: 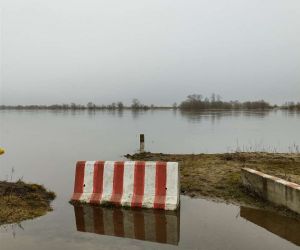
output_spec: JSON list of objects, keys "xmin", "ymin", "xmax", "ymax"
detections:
[
  {"xmin": 71, "ymin": 161, "xmax": 180, "ymax": 210},
  {"xmin": 73, "ymin": 205, "xmax": 180, "ymax": 245}
]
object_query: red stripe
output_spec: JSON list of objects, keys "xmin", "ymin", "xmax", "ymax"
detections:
[
  {"xmin": 113, "ymin": 209, "xmax": 124, "ymax": 237},
  {"xmin": 155, "ymin": 210, "xmax": 167, "ymax": 243},
  {"xmin": 72, "ymin": 161, "xmax": 85, "ymax": 201},
  {"xmin": 154, "ymin": 162, "xmax": 167, "ymax": 209},
  {"xmin": 93, "ymin": 207, "xmax": 104, "ymax": 234},
  {"xmin": 110, "ymin": 162, "xmax": 125, "ymax": 205},
  {"xmin": 74, "ymin": 206, "xmax": 85, "ymax": 232},
  {"xmin": 131, "ymin": 161, "xmax": 145, "ymax": 208},
  {"xmin": 90, "ymin": 161, "xmax": 104, "ymax": 204},
  {"xmin": 133, "ymin": 210, "xmax": 145, "ymax": 240}
]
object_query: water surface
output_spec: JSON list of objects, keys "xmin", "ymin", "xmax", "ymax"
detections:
[{"xmin": 0, "ymin": 110, "xmax": 299, "ymax": 249}]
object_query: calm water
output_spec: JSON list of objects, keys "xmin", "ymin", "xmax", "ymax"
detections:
[{"xmin": 0, "ymin": 110, "xmax": 300, "ymax": 249}]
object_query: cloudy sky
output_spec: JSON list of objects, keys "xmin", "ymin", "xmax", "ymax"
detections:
[{"xmin": 0, "ymin": 0, "xmax": 299, "ymax": 105}]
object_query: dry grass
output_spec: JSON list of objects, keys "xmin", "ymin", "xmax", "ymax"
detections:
[
  {"xmin": 125, "ymin": 152, "xmax": 300, "ymax": 218},
  {"xmin": 0, "ymin": 181, "xmax": 56, "ymax": 225}
]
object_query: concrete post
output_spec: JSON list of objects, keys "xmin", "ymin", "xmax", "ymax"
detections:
[{"xmin": 140, "ymin": 134, "xmax": 145, "ymax": 153}]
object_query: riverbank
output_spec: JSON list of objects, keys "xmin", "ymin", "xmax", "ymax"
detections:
[
  {"xmin": 125, "ymin": 152, "xmax": 300, "ymax": 218},
  {"xmin": 0, "ymin": 181, "xmax": 56, "ymax": 225}
]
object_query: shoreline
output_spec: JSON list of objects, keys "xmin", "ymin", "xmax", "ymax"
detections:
[
  {"xmin": 125, "ymin": 152, "xmax": 300, "ymax": 219},
  {"xmin": 0, "ymin": 180, "xmax": 56, "ymax": 225},
  {"xmin": 0, "ymin": 107, "xmax": 298, "ymax": 111}
]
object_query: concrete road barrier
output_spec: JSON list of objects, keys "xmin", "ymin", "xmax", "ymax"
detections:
[
  {"xmin": 241, "ymin": 168, "xmax": 300, "ymax": 214},
  {"xmin": 73, "ymin": 204, "xmax": 180, "ymax": 245},
  {"xmin": 71, "ymin": 161, "xmax": 180, "ymax": 210}
]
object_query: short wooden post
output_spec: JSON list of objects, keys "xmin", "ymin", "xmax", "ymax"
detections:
[{"xmin": 140, "ymin": 134, "xmax": 145, "ymax": 153}]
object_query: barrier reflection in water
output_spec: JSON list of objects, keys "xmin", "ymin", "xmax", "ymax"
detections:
[
  {"xmin": 73, "ymin": 205, "xmax": 180, "ymax": 245},
  {"xmin": 240, "ymin": 206, "xmax": 300, "ymax": 246}
]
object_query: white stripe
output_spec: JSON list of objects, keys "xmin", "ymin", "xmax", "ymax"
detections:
[
  {"xmin": 165, "ymin": 162, "xmax": 179, "ymax": 210},
  {"xmin": 123, "ymin": 209, "xmax": 134, "ymax": 238},
  {"xmin": 166, "ymin": 212, "xmax": 179, "ymax": 245},
  {"xmin": 121, "ymin": 161, "xmax": 135, "ymax": 206},
  {"xmin": 102, "ymin": 208, "xmax": 114, "ymax": 236},
  {"xmin": 73, "ymin": 160, "xmax": 180, "ymax": 210},
  {"xmin": 144, "ymin": 210, "xmax": 156, "ymax": 242},
  {"xmin": 142, "ymin": 162, "xmax": 156, "ymax": 208},
  {"xmin": 101, "ymin": 161, "xmax": 115, "ymax": 204},
  {"xmin": 80, "ymin": 161, "xmax": 95, "ymax": 202},
  {"xmin": 83, "ymin": 205, "xmax": 95, "ymax": 233}
]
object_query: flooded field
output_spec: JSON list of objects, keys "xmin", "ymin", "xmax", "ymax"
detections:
[{"xmin": 0, "ymin": 110, "xmax": 300, "ymax": 249}]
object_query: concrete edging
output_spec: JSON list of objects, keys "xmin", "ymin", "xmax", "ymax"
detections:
[{"xmin": 241, "ymin": 168, "xmax": 300, "ymax": 214}]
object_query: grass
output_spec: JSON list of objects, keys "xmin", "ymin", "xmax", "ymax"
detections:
[
  {"xmin": 0, "ymin": 180, "xmax": 56, "ymax": 225},
  {"xmin": 125, "ymin": 152, "xmax": 300, "ymax": 218}
]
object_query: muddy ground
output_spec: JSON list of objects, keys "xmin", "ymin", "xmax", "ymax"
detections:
[
  {"xmin": 0, "ymin": 181, "xmax": 56, "ymax": 225},
  {"xmin": 126, "ymin": 152, "xmax": 300, "ymax": 218}
]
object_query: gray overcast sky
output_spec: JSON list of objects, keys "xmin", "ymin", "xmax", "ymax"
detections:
[{"xmin": 0, "ymin": 0, "xmax": 299, "ymax": 105}]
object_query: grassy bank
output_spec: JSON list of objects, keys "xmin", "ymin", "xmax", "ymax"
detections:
[
  {"xmin": 0, "ymin": 181, "xmax": 56, "ymax": 225},
  {"xmin": 125, "ymin": 152, "xmax": 300, "ymax": 218}
]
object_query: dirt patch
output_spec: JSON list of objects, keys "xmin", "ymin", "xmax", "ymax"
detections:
[
  {"xmin": 0, "ymin": 180, "xmax": 56, "ymax": 225},
  {"xmin": 125, "ymin": 152, "xmax": 300, "ymax": 218}
]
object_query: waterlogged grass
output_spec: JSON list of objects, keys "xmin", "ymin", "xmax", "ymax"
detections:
[
  {"xmin": 0, "ymin": 181, "xmax": 56, "ymax": 225},
  {"xmin": 70, "ymin": 199, "xmax": 134, "ymax": 210},
  {"xmin": 126, "ymin": 152, "xmax": 300, "ymax": 217}
]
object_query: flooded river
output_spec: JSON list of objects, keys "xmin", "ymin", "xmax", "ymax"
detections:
[{"xmin": 0, "ymin": 110, "xmax": 300, "ymax": 249}]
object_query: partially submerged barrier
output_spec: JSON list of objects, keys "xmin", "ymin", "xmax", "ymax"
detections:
[
  {"xmin": 73, "ymin": 204, "xmax": 180, "ymax": 245},
  {"xmin": 241, "ymin": 168, "xmax": 300, "ymax": 214},
  {"xmin": 71, "ymin": 161, "xmax": 180, "ymax": 210}
]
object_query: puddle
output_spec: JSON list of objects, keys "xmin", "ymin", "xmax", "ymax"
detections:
[
  {"xmin": 73, "ymin": 205, "xmax": 180, "ymax": 245},
  {"xmin": 240, "ymin": 206, "xmax": 300, "ymax": 246},
  {"xmin": 69, "ymin": 198, "xmax": 300, "ymax": 249},
  {"xmin": 0, "ymin": 196, "xmax": 300, "ymax": 249}
]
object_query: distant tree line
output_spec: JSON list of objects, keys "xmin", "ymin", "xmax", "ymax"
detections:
[
  {"xmin": 179, "ymin": 94, "xmax": 272, "ymax": 110},
  {"xmin": 281, "ymin": 102, "xmax": 300, "ymax": 111},
  {"xmin": 0, "ymin": 94, "xmax": 299, "ymax": 111},
  {"xmin": 0, "ymin": 99, "xmax": 169, "ymax": 111}
]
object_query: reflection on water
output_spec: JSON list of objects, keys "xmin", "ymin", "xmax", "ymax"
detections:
[
  {"xmin": 0, "ymin": 223, "xmax": 24, "ymax": 239},
  {"xmin": 179, "ymin": 110, "xmax": 273, "ymax": 122},
  {"xmin": 73, "ymin": 205, "xmax": 180, "ymax": 245},
  {"xmin": 1, "ymin": 196, "xmax": 300, "ymax": 249},
  {"xmin": 240, "ymin": 206, "xmax": 300, "ymax": 246}
]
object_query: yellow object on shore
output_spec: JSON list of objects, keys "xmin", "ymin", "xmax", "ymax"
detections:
[{"xmin": 0, "ymin": 148, "xmax": 5, "ymax": 155}]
